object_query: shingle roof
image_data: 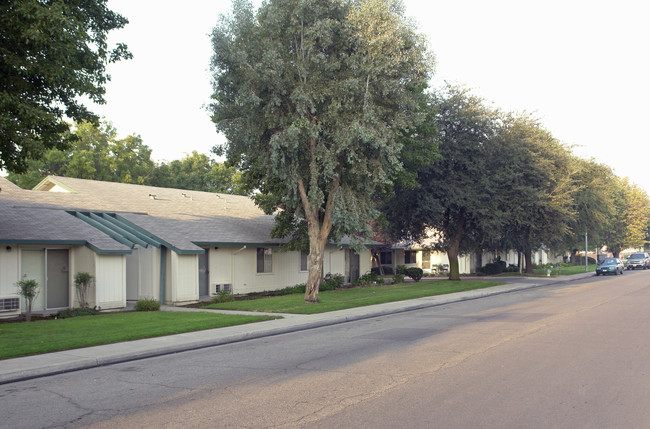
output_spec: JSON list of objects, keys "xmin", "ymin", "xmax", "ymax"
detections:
[
  {"xmin": 0, "ymin": 200, "xmax": 131, "ymax": 254},
  {"xmin": 0, "ymin": 175, "xmax": 376, "ymax": 252},
  {"xmin": 0, "ymin": 176, "xmax": 289, "ymax": 253}
]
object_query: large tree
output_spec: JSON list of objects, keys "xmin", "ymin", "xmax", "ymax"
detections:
[
  {"xmin": 603, "ymin": 177, "xmax": 650, "ymax": 256},
  {"xmin": 0, "ymin": 0, "xmax": 131, "ymax": 172},
  {"xmin": 210, "ymin": 0, "xmax": 433, "ymax": 302},
  {"xmin": 562, "ymin": 157, "xmax": 615, "ymax": 261},
  {"xmin": 495, "ymin": 113, "xmax": 575, "ymax": 272},
  {"xmin": 7, "ymin": 121, "xmax": 155, "ymax": 188},
  {"xmin": 382, "ymin": 86, "xmax": 502, "ymax": 280},
  {"xmin": 151, "ymin": 151, "xmax": 245, "ymax": 194}
]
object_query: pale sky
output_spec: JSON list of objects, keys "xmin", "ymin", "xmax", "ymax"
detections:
[{"xmin": 96, "ymin": 0, "xmax": 649, "ymax": 193}]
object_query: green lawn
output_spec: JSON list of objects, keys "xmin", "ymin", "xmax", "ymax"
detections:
[
  {"xmin": 0, "ymin": 312, "xmax": 278, "ymax": 360},
  {"xmin": 533, "ymin": 264, "xmax": 596, "ymax": 276},
  {"xmin": 206, "ymin": 280, "xmax": 504, "ymax": 314}
]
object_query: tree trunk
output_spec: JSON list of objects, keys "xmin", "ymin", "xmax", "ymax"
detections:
[
  {"xmin": 524, "ymin": 248, "xmax": 533, "ymax": 274},
  {"xmin": 299, "ymin": 172, "xmax": 338, "ymax": 303},
  {"xmin": 371, "ymin": 249, "xmax": 384, "ymax": 276},
  {"xmin": 26, "ymin": 298, "xmax": 32, "ymax": 322},
  {"xmin": 447, "ymin": 211, "xmax": 465, "ymax": 281},
  {"xmin": 304, "ymin": 235, "xmax": 327, "ymax": 303}
]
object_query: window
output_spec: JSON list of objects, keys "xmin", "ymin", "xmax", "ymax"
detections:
[
  {"xmin": 380, "ymin": 251, "xmax": 392, "ymax": 265},
  {"xmin": 404, "ymin": 250, "xmax": 417, "ymax": 264},
  {"xmin": 256, "ymin": 248, "xmax": 272, "ymax": 273},
  {"xmin": 300, "ymin": 251, "xmax": 308, "ymax": 271}
]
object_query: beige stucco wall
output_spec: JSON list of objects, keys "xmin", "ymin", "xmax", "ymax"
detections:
[
  {"xmin": 0, "ymin": 245, "xmax": 19, "ymax": 297},
  {"xmin": 206, "ymin": 245, "xmax": 371, "ymax": 295},
  {"xmin": 71, "ymin": 245, "xmax": 95, "ymax": 308},
  {"xmin": 169, "ymin": 252, "xmax": 199, "ymax": 303},
  {"xmin": 94, "ymin": 254, "xmax": 126, "ymax": 309}
]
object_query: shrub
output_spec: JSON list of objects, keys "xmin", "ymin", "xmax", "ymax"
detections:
[
  {"xmin": 353, "ymin": 271, "xmax": 381, "ymax": 287},
  {"xmin": 16, "ymin": 278, "xmax": 40, "ymax": 322},
  {"xmin": 321, "ymin": 273, "xmax": 344, "ymax": 291},
  {"xmin": 56, "ymin": 307, "xmax": 99, "ymax": 319},
  {"xmin": 480, "ymin": 262, "xmax": 504, "ymax": 275},
  {"xmin": 406, "ymin": 267, "xmax": 423, "ymax": 282},
  {"xmin": 211, "ymin": 289, "xmax": 235, "ymax": 303},
  {"xmin": 135, "ymin": 298, "xmax": 161, "ymax": 311},
  {"xmin": 392, "ymin": 273, "xmax": 405, "ymax": 284},
  {"xmin": 395, "ymin": 265, "xmax": 408, "ymax": 275},
  {"xmin": 285, "ymin": 284, "xmax": 306, "ymax": 294},
  {"xmin": 74, "ymin": 271, "xmax": 94, "ymax": 309},
  {"xmin": 371, "ymin": 266, "xmax": 394, "ymax": 275}
]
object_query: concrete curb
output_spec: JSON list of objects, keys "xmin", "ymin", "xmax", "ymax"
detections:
[{"xmin": 0, "ymin": 273, "xmax": 594, "ymax": 384}]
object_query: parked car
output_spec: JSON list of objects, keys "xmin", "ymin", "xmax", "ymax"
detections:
[
  {"xmin": 596, "ymin": 258, "xmax": 625, "ymax": 276},
  {"xmin": 625, "ymin": 253, "xmax": 650, "ymax": 270}
]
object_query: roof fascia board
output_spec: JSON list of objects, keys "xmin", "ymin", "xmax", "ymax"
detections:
[
  {"xmin": 84, "ymin": 242, "xmax": 131, "ymax": 255},
  {"xmin": 32, "ymin": 176, "xmax": 76, "ymax": 192},
  {"xmin": 0, "ymin": 239, "xmax": 86, "ymax": 245}
]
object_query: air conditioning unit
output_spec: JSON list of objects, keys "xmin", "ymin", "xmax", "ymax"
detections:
[
  {"xmin": 210, "ymin": 284, "xmax": 232, "ymax": 296},
  {"xmin": 0, "ymin": 295, "xmax": 21, "ymax": 319}
]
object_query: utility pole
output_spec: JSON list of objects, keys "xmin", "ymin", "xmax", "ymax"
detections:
[{"xmin": 585, "ymin": 231, "xmax": 588, "ymax": 272}]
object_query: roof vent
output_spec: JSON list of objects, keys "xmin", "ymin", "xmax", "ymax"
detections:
[{"xmin": 148, "ymin": 193, "xmax": 157, "ymax": 200}]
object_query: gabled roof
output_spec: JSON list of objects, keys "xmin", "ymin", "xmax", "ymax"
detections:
[
  {"xmin": 0, "ymin": 202, "xmax": 131, "ymax": 254},
  {"xmin": 1, "ymin": 175, "xmax": 378, "ymax": 253}
]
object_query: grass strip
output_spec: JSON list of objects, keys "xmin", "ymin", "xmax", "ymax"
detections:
[
  {"xmin": 0, "ymin": 312, "xmax": 278, "ymax": 360},
  {"xmin": 206, "ymin": 280, "xmax": 504, "ymax": 314}
]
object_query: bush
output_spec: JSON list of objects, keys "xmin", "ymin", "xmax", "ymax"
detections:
[
  {"xmin": 480, "ymin": 262, "xmax": 503, "ymax": 275},
  {"xmin": 321, "ymin": 273, "xmax": 344, "ymax": 291},
  {"xmin": 285, "ymin": 284, "xmax": 306, "ymax": 294},
  {"xmin": 406, "ymin": 267, "xmax": 423, "ymax": 282},
  {"xmin": 371, "ymin": 266, "xmax": 394, "ymax": 275},
  {"xmin": 211, "ymin": 289, "xmax": 234, "ymax": 303},
  {"xmin": 392, "ymin": 273, "xmax": 405, "ymax": 284},
  {"xmin": 56, "ymin": 307, "xmax": 99, "ymax": 319},
  {"xmin": 396, "ymin": 265, "xmax": 408, "ymax": 275},
  {"xmin": 353, "ymin": 271, "xmax": 381, "ymax": 287},
  {"xmin": 74, "ymin": 271, "xmax": 94, "ymax": 309},
  {"xmin": 135, "ymin": 298, "xmax": 161, "ymax": 311},
  {"xmin": 16, "ymin": 278, "xmax": 40, "ymax": 322}
]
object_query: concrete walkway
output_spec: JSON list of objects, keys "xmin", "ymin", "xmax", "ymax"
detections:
[{"xmin": 0, "ymin": 273, "xmax": 594, "ymax": 384}]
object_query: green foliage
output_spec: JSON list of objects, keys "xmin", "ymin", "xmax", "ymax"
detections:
[
  {"xmin": 151, "ymin": 151, "xmax": 245, "ymax": 194},
  {"xmin": 382, "ymin": 86, "xmax": 503, "ymax": 280},
  {"xmin": 395, "ymin": 265, "xmax": 408, "ymax": 275},
  {"xmin": 7, "ymin": 122, "xmax": 247, "ymax": 195},
  {"xmin": 210, "ymin": 0, "xmax": 433, "ymax": 301},
  {"xmin": 16, "ymin": 278, "xmax": 39, "ymax": 322},
  {"xmin": 480, "ymin": 260, "xmax": 507, "ymax": 275},
  {"xmin": 74, "ymin": 272, "xmax": 94, "ymax": 309},
  {"xmin": 56, "ymin": 307, "xmax": 99, "ymax": 319},
  {"xmin": 0, "ymin": 0, "xmax": 131, "ymax": 172},
  {"xmin": 17, "ymin": 278, "xmax": 39, "ymax": 299},
  {"xmin": 134, "ymin": 298, "xmax": 161, "ymax": 312},
  {"xmin": 392, "ymin": 273, "xmax": 405, "ymax": 284},
  {"xmin": 406, "ymin": 267, "xmax": 423, "ymax": 282},
  {"xmin": 7, "ymin": 121, "xmax": 156, "ymax": 187},
  {"xmin": 353, "ymin": 271, "xmax": 382, "ymax": 287},
  {"xmin": 211, "ymin": 289, "xmax": 235, "ymax": 303},
  {"xmin": 321, "ymin": 273, "xmax": 345, "ymax": 291}
]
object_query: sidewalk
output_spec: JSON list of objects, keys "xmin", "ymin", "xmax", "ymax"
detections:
[{"xmin": 0, "ymin": 272, "xmax": 594, "ymax": 384}]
